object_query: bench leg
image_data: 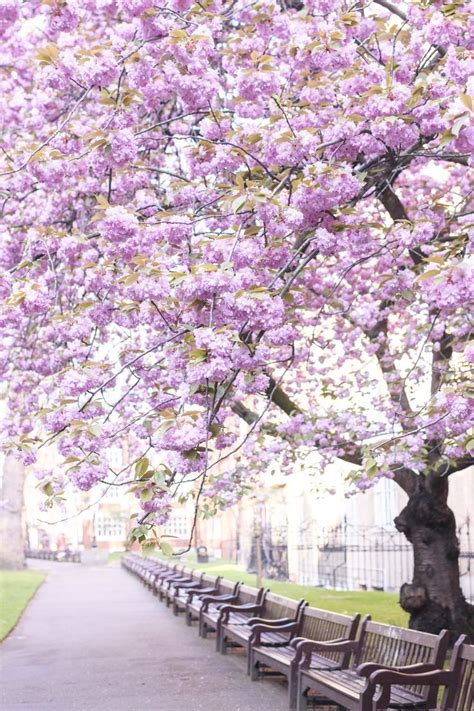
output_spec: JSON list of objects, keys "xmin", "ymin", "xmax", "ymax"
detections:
[
  {"xmin": 246, "ymin": 642, "xmax": 252, "ymax": 675},
  {"xmin": 220, "ymin": 634, "xmax": 227, "ymax": 654},
  {"xmin": 172, "ymin": 599, "xmax": 178, "ymax": 616},
  {"xmin": 296, "ymin": 675, "xmax": 309, "ymax": 711},
  {"xmin": 289, "ymin": 664, "xmax": 298, "ymax": 709},
  {"xmin": 250, "ymin": 655, "xmax": 259, "ymax": 682},
  {"xmin": 185, "ymin": 607, "xmax": 192, "ymax": 626}
]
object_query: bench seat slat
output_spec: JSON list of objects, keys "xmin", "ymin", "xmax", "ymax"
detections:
[
  {"xmin": 255, "ymin": 645, "xmax": 341, "ymax": 671},
  {"xmin": 225, "ymin": 624, "xmax": 290, "ymax": 646},
  {"xmin": 301, "ymin": 668, "xmax": 425, "ymax": 705}
]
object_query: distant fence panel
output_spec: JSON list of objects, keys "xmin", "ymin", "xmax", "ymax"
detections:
[{"xmin": 237, "ymin": 516, "xmax": 473, "ymax": 602}]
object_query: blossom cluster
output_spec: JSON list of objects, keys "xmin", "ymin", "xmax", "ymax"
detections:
[{"xmin": 0, "ymin": 0, "xmax": 472, "ymax": 536}]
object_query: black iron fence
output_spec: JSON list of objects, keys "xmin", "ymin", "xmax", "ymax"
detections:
[{"xmin": 239, "ymin": 516, "xmax": 473, "ymax": 602}]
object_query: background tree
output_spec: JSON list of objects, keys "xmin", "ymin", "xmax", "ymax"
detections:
[
  {"xmin": 0, "ymin": 0, "xmax": 472, "ymax": 634},
  {"xmin": 0, "ymin": 454, "xmax": 26, "ymax": 569}
]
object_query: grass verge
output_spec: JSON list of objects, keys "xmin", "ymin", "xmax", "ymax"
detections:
[
  {"xmin": 0, "ymin": 569, "xmax": 46, "ymax": 641},
  {"xmin": 190, "ymin": 560, "xmax": 408, "ymax": 628}
]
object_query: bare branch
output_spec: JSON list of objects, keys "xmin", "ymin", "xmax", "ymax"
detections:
[{"xmin": 372, "ymin": 0, "xmax": 407, "ymax": 22}]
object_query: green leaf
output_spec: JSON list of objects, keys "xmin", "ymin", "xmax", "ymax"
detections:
[
  {"xmin": 188, "ymin": 348, "xmax": 208, "ymax": 363},
  {"xmin": 140, "ymin": 488, "xmax": 154, "ymax": 502},
  {"xmin": 135, "ymin": 458, "xmax": 149, "ymax": 478},
  {"xmin": 43, "ymin": 482, "xmax": 54, "ymax": 496},
  {"xmin": 159, "ymin": 540, "xmax": 174, "ymax": 556},
  {"xmin": 232, "ymin": 195, "xmax": 248, "ymax": 213},
  {"xmin": 414, "ymin": 269, "xmax": 440, "ymax": 283}
]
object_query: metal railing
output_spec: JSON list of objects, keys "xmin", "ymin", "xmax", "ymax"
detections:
[{"xmin": 234, "ymin": 516, "xmax": 473, "ymax": 601}]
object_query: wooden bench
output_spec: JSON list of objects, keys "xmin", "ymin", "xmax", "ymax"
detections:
[
  {"xmin": 153, "ymin": 564, "xmax": 189, "ymax": 598},
  {"xmin": 122, "ymin": 555, "xmax": 172, "ymax": 587},
  {"xmin": 250, "ymin": 607, "xmax": 360, "ymax": 708},
  {"xmin": 164, "ymin": 570, "xmax": 203, "ymax": 601},
  {"xmin": 121, "ymin": 554, "xmax": 149, "ymax": 576},
  {"xmin": 172, "ymin": 573, "xmax": 223, "ymax": 616},
  {"xmin": 162, "ymin": 569, "xmax": 202, "ymax": 606},
  {"xmin": 141, "ymin": 560, "xmax": 172, "ymax": 587},
  {"xmin": 194, "ymin": 584, "xmax": 267, "ymax": 641},
  {"xmin": 365, "ymin": 634, "xmax": 472, "ymax": 711},
  {"xmin": 199, "ymin": 584, "xmax": 266, "ymax": 639},
  {"xmin": 141, "ymin": 560, "xmax": 176, "ymax": 588},
  {"xmin": 197, "ymin": 580, "xmax": 242, "ymax": 635},
  {"xmin": 221, "ymin": 593, "xmax": 307, "ymax": 674},
  {"xmin": 297, "ymin": 620, "xmax": 449, "ymax": 711}
]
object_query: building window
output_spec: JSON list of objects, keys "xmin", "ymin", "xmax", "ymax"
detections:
[
  {"xmin": 163, "ymin": 515, "xmax": 191, "ymax": 539},
  {"xmin": 102, "ymin": 485, "xmax": 123, "ymax": 501},
  {"xmin": 96, "ymin": 514, "xmax": 125, "ymax": 540}
]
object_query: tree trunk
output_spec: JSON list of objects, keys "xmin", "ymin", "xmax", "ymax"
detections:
[
  {"xmin": 394, "ymin": 473, "xmax": 474, "ymax": 639},
  {"xmin": 0, "ymin": 454, "xmax": 27, "ymax": 569}
]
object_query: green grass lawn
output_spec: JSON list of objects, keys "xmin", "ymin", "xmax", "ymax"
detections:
[
  {"xmin": 190, "ymin": 560, "xmax": 408, "ymax": 628},
  {"xmin": 0, "ymin": 570, "xmax": 46, "ymax": 641},
  {"xmin": 108, "ymin": 550, "xmax": 126, "ymax": 565}
]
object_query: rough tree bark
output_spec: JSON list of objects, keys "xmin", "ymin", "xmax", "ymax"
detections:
[
  {"xmin": 0, "ymin": 454, "xmax": 27, "ymax": 569},
  {"xmin": 395, "ymin": 471, "xmax": 474, "ymax": 639}
]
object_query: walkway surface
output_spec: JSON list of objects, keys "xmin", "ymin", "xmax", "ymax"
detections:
[{"xmin": 0, "ymin": 560, "xmax": 288, "ymax": 711}]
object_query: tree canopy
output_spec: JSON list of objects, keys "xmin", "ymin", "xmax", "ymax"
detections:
[{"xmin": 0, "ymin": 0, "xmax": 473, "ymax": 549}]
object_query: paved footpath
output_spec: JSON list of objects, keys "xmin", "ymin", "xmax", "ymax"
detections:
[{"xmin": 1, "ymin": 560, "xmax": 288, "ymax": 711}]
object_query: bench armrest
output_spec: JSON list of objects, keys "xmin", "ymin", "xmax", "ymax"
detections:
[
  {"xmin": 174, "ymin": 579, "xmax": 197, "ymax": 587},
  {"xmin": 219, "ymin": 603, "xmax": 262, "ymax": 624},
  {"xmin": 167, "ymin": 575, "xmax": 191, "ymax": 586},
  {"xmin": 251, "ymin": 622, "xmax": 299, "ymax": 646},
  {"xmin": 357, "ymin": 661, "xmax": 438, "ymax": 678},
  {"xmin": 247, "ymin": 616, "xmax": 294, "ymax": 626},
  {"xmin": 296, "ymin": 639, "xmax": 359, "ymax": 668},
  {"xmin": 290, "ymin": 636, "xmax": 346, "ymax": 649},
  {"xmin": 370, "ymin": 669, "xmax": 452, "ymax": 685},
  {"xmin": 157, "ymin": 573, "xmax": 180, "ymax": 584},
  {"xmin": 361, "ymin": 668, "xmax": 453, "ymax": 709},
  {"xmin": 187, "ymin": 585, "xmax": 218, "ymax": 602},
  {"xmin": 200, "ymin": 593, "xmax": 237, "ymax": 612},
  {"xmin": 173, "ymin": 580, "xmax": 197, "ymax": 593}
]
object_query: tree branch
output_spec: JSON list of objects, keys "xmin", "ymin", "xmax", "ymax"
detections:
[
  {"xmin": 431, "ymin": 329, "xmax": 453, "ymax": 397},
  {"xmin": 377, "ymin": 184, "xmax": 424, "ymax": 265},
  {"xmin": 265, "ymin": 376, "xmax": 300, "ymax": 416},
  {"xmin": 445, "ymin": 456, "xmax": 474, "ymax": 477},
  {"xmin": 350, "ymin": 303, "xmax": 413, "ymax": 420},
  {"xmin": 373, "ymin": 0, "xmax": 407, "ymax": 22},
  {"xmin": 231, "ymin": 392, "xmax": 362, "ymax": 466}
]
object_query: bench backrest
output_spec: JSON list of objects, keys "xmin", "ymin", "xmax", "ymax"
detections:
[
  {"xmin": 442, "ymin": 636, "xmax": 473, "ymax": 711},
  {"xmin": 235, "ymin": 584, "xmax": 266, "ymax": 606},
  {"xmin": 188, "ymin": 570, "xmax": 204, "ymax": 584},
  {"xmin": 165, "ymin": 564, "xmax": 188, "ymax": 579},
  {"xmin": 300, "ymin": 607, "xmax": 360, "ymax": 642},
  {"xmin": 166, "ymin": 563, "xmax": 184, "ymax": 575},
  {"xmin": 262, "ymin": 593, "xmax": 307, "ymax": 622},
  {"xmin": 179, "ymin": 565, "xmax": 193, "ymax": 576},
  {"xmin": 199, "ymin": 573, "xmax": 221, "ymax": 587},
  {"xmin": 301, "ymin": 608, "xmax": 360, "ymax": 666},
  {"xmin": 215, "ymin": 579, "xmax": 240, "ymax": 596},
  {"xmin": 357, "ymin": 620, "xmax": 449, "ymax": 706}
]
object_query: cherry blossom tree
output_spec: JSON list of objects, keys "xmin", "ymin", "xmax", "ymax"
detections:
[{"xmin": 0, "ymin": 0, "xmax": 473, "ymax": 634}]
